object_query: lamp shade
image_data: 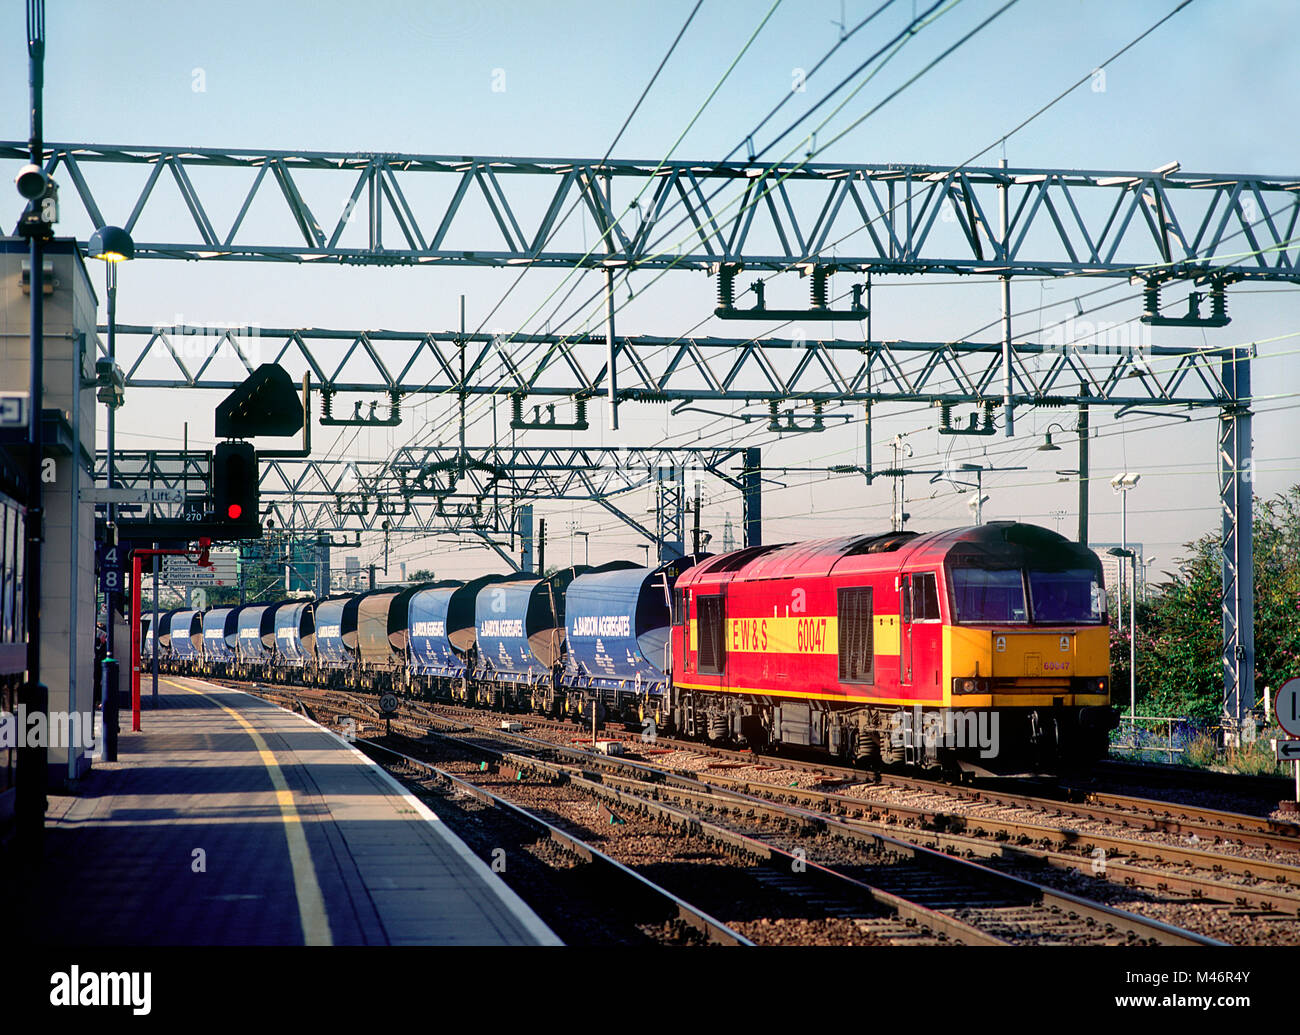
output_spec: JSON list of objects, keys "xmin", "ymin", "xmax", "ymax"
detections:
[{"xmin": 87, "ymin": 225, "xmax": 135, "ymax": 262}]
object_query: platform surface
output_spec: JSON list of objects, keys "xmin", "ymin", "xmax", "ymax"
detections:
[{"xmin": 27, "ymin": 676, "xmax": 559, "ymax": 946}]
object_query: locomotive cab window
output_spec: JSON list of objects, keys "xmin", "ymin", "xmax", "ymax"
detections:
[
  {"xmin": 837, "ymin": 587, "xmax": 874, "ymax": 684},
  {"xmin": 1028, "ymin": 567, "xmax": 1106, "ymax": 624},
  {"xmin": 950, "ymin": 567, "xmax": 1027, "ymax": 624},
  {"xmin": 695, "ymin": 594, "xmax": 726, "ymax": 675},
  {"xmin": 910, "ymin": 572, "xmax": 940, "ymax": 621}
]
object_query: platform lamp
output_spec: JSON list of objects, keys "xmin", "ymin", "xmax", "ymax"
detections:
[
  {"xmin": 1036, "ymin": 423, "xmax": 1068, "ymax": 452},
  {"xmin": 88, "ymin": 225, "xmax": 134, "ymax": 748}
]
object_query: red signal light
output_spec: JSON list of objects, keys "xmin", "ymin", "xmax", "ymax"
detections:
[{"xmin": 227, "ymin": 503, "xmax": 243, "ymax": 520}]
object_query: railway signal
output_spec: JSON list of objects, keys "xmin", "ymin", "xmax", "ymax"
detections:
[
  {"xmin": 1275, "ymin": 679, "xmax": 1300, "ymax": 737},
  {"xmin": 213, "ymin": 441, "xmax": 260, "ymax": 535}
]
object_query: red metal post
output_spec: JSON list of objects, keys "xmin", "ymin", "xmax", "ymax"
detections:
[
  {"xmin": 131, "ymin": 551, "xmax": 142, "ymax": 731},
  {"xmin": 127, "ymin": 540, "xmax": 212, "ymax": 735}
]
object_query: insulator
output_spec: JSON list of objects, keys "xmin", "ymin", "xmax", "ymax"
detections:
[
  {"xmin": 717, "ymin": 266, "xmax": 736, "ymax": 308},
  {"xmin": 811, "ymin": 266, "xmax": 830, "ymax": 308},
  {"xmin": 576, "ymin": 398, "xmax": 588, "ymax": 423},
  {"xmin": 1143, "ymin": 282, "xmax": 1160, "ymax": 318},
  {"xmin": 389, "ymin": 389, "xmax": 401, "ymax": 420},
  {"xmin": 938, "ymin": 400, "xmax": 953, "ymax": 429},
  {"xmin": 1211, "ymin": 283, "xmax": 1228, "ymax": 322},
  {"xmin": 511, "ymin": 396, "xmax": 523, "ymax": 424},
  {"xmin": 321, "ymin": 389, "xmax": 334, "ymax": 420}
]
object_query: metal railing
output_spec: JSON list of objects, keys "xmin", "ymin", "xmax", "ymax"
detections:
[{"xmin": 1109, "ymin": 715, "xmax": 1199, "ymax": 764}]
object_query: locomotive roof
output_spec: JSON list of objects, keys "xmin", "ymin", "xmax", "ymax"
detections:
[{"xmin": 679, "ymin": 522, "xmax": 1095, "ymax": 585}]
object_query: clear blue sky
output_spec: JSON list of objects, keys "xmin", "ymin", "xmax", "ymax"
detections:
[{"xmin": 4, "ymin": 0, "xmax": 1298, "ymax": 580}]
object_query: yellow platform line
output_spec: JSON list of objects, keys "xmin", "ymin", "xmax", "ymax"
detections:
[{"xmin": 164, "ymin": 679, "xmax": 333, "ymax": 946}]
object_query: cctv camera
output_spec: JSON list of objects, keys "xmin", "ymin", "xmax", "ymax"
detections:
[{"xmin": 15, "ymin": 163, "xmax": 48, "ymax": 201}]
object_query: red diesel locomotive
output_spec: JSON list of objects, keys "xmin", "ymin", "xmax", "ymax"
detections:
[{"xmin": 668, "ymin": 521, "xmax": 1116, "ymax": 774}]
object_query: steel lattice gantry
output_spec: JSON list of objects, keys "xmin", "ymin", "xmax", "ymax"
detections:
[
  {"xmin": 95, "ymin": 444, "xmax": 754, "ymax": 554},
  {"xmin": 7, "ymin": 142, "xmax": 1300, "ymax": 279},
  {"xmin": 1218, "ymin": 354, "xmax": 1254, "ymax": 734},
  {"xmin": 107, "ymin": 323, "xmax": 1245, "ymax": 409}
]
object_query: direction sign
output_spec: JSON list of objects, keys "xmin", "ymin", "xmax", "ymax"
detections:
[
  {"xmin": 84, "ymin": 486, "xmax": 184, "ymax": 505},
  {"xmin": 1274, "ymin": 739, "xmax": 1300, "ymax": 762},
  {"xmin": 160, "ymin": 552, "xmax": 239, "ymax": 586},
  {"xmin": 1276, "ymin": 679, "xmax": 1300, "ymax": 737}
]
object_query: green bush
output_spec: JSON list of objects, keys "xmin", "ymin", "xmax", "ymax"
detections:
[{"xmin": 1111, "ymin": 485, "xmax": 1300, "ymax": 727}]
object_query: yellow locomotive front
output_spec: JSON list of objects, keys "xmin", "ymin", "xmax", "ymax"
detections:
[{"xmin": 939, "ymin": 528, "xmax": 1117, "ymax": 772}]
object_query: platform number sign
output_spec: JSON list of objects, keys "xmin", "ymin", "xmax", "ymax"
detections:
[
  {"xmin": 99, "ymin": 544, "xmax": 123, "ymax": 596},
  {"xmin": 1276, "ymin": 679, "xmax": 1300, "ymax": 737}
]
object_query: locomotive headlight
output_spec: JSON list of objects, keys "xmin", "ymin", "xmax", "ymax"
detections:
[{"xmin": 952, "ymin": 677, "xmax": 986, "ymax": 695}]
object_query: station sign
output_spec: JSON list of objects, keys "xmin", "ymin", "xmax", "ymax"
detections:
[
  {"xmin": 97, "ymin": 542, "xmax": 124, "ymax": 595},
  {"xmin": 160, "ymin": 552, "xmax": 239, "ymax": 586},
  {"xmin": 85, "ymin": 486, "xmax": 184, "ymax": 505}
]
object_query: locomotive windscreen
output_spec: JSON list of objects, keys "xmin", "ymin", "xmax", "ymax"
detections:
[
  {"xmin": 946, "ymin": 523, "xmax": 1105, "ymax": 625},
  {"xmin": 951, "ymin": 568, "xmax": 1027, "ymax": 623},
  {"xmin": 1027, "ymin": 568, "xmax": 1106, "ymax": 623}
]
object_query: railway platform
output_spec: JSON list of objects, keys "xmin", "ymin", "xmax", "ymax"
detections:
[{"xmin": 24, "ymin": 675, "xmax": 560, "ymax": 946}]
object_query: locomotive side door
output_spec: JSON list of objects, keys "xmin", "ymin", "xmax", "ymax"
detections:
[{"xmin": 900, "ymin": 573, "xmax": 914, "ymax": 686}]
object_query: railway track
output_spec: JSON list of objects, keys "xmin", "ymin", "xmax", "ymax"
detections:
[
  {"xmin": 415, "ymin": 699, "xmax": 1300, "ymax": 852},
  {"xmin": 236, "ymin": 681, "xmax": 1224, "ymax": 946},
  {"xmin": 353, "ymin": 737, "xmax": 752, "ymax": 946},
  {"xmin": 409, "ymin": 716, "xmax": 1221, "ymax": 946},
  {"xmin": 235, "ymin": 681, "xmax": 965, "ymax": 945},
  {"xmin": 221, "ymin": 679, "xmax": 1300, "ymax": 942},
  {"xmin": 251, "ymin": 683, "xmax": 1300, "ymax": 845},
  {"xmin": 400, "ymin": 701, "xmax": 1300, "ymax": 932}
]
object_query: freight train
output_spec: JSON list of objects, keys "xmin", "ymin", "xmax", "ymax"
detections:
[{"xmin": 144, "ymin": 522, "xmax": 1118, "ymax": 774}]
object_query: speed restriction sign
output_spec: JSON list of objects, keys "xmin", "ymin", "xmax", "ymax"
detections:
[
  {"xmin": 1276, "ymin": 679, "xmax": 1300, "ymax": 737},
  {"xmin": 379, "ymin": 693, "xmax": 399, "ymax": 716}
]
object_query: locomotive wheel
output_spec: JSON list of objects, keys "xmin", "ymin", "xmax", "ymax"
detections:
[
  {"xmin": 880, "ymin": 734, "xmax": 905, "ymax": 765},
  {"xmin": 854, "ymin": 730, "xmax": 882, "ymax": 766}
]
